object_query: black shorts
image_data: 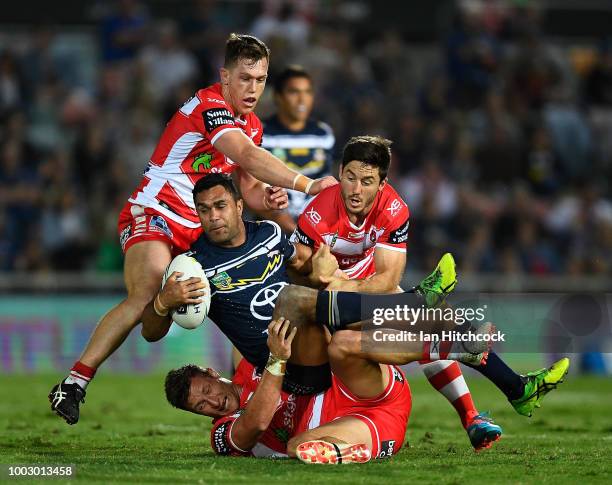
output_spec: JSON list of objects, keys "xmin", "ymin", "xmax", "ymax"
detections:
[{"xmin": 282, "ymin": 362, "xmax": 331, "ymax": 395}]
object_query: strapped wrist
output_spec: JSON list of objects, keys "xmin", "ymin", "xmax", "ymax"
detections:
[
  {"xmin": 153, "ymin": 293, "xmax": 169, "ymax": 317},
  {"xmin": 292, "ymin": 173, "xmax": 312, "ymax": 193},
  {"xmin": 265, "ymin": 354, "xmax": 287, "ymax": 376}
]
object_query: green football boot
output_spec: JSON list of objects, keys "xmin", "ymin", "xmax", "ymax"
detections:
[
  {"xmin": 414, "ymin": 252, "xmax": 458, "ymax": 308},
  {"xmin": 511, "ymin": 357, "xmax": 570, "ymax": 417}
]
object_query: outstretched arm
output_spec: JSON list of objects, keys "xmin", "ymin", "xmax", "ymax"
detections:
[
  {"xmin": 229, "ymin": 318, "xmax": 297, "ymax": 451},
  {"xmin": 214, "ymin": 130, "xmax": 336, "ymax": 195}
]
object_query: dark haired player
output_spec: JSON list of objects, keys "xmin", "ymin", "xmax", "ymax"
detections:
[
  {"xmin": 144, "ymin": 172, "xmax": 568, "ymax": 458},
  {"xmin": 163, "ymin": 316, "xmax": 492, "ymax": 463},
  {"xmin": 49, "ymin": 33, "xmax": 336, "ymax": 425},
  {"xmin": 259, "ymin": 65, "xmax": 335, "ymax": 233},
  {"xmin": 291, "ymin": 135, "xmax": 570, "ymax": 450},
  {"xmin": 141, "ymin": 173, "xmax": 476, "ymax": 394}
]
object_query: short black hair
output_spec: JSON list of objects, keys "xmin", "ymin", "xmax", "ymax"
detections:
[
  {"xmin": 224, "ymin": 33, "xmax": 270, "ymax": 68},
  {"xmin": 164, "ymin": 364, "xmax": 207, "ymax": 410},
  {"xmin": 341, "ymin": 135, "xmax": 392, "ymax": 181},
  {"xmin": 193, "ymin": 173, "xmax": 240, "ymax": 201},
  {"xmin": 274, "ymin": 65, "xmax": 312, "ymax": 94}
]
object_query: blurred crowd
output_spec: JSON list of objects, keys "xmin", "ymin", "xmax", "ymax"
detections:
[{"xmin": 1, "ymin": 0, "xmax": 611, "ymax": 277}]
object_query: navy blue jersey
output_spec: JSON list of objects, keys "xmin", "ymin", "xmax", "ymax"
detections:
[
  {"xmin": 189, "ymin": 220, "xmax": 296, "ymax": 370},
  {"xmin": 262, "ymin": 116, "xmax": 335, "ymax": 218}
]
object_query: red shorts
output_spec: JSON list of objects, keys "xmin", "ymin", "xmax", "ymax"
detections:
[
  {"xmin": 299, "ymin": 365, "xmax": 411, "ymax": 459},
  {"xmin": 117, "ymin": 202, "xmax": 202, "ymax": 256}
]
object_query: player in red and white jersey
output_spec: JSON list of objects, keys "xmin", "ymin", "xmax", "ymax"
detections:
[
  {"xmin": 49, "ymin": 33, "xmax": 336, "ymax": 426},
  {"xmin": 291, "ymin": 136, "xmax": 502, "ymax": 451},
  {"xmin": 125, "ymin": 81, "xmax": 265, "ymax": 231},
  {"xmin": 165, "ymin": 316, "xmax": 481, "ymax": 463},
  {"xmin": 292, "ymin": 136, "xmax": 408, "ymax": 286},
  {"xmin": 294, "ymin": 178, "xmax": 408, "ymax": 280}
]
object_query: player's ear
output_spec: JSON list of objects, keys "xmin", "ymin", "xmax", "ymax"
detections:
[
  {"xmin": 236, "ymin": 197, "xmax": 244, "ymax": 216},
  {"xmin": 205, "ymin": 368, "xmax": 220, "ymax": 379},
  {"xmin": 378, "ymin": 177, "xmax": 387, "ymax": 192},
  {"xmin": 220, "ymin": 67, "xmax": 230, "ymax": 86},
  {"xmin": 338, "ymin": 164, "xmax": 343, "ymax": 179}
]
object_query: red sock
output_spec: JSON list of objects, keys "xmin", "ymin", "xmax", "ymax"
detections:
[
  {"xmin": 421, "ymin": 340, "xmax": 453, "ymax": 361},
  {"xmin": 420, "ymin": 360, "xmax": 478, "ymax": 428},
  {"xmin": 65, "ymin": 361, "xmax": 97, "ymax": 390}
]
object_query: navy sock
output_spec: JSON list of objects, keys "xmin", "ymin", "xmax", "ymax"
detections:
[
  {"xmin": 466, "ymin": 351, "xmax": 525, "ymax": 401},
  {"xmin": 316, "ymin": 290, "xmax": 361, "ymax": 332},
  {"xmin": 315, "ymin": 290, "xmax": 422, "ymax": 333}
]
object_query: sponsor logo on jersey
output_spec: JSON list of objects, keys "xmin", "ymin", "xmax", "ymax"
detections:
[
  {"xmin": 207, "ymin": 97, "xmax": 226, "ymax": 105},
  {"xmin": 392, "ymin": 367, "xmax": 404, "ymax": 383},
  {"xmin": 119, "ymin": 226, "xmax": 131, "ymax": 248},
  {"xmin": 149, "ymin": 215, "xmax": 173, "ymax": 238},
  {"xmin": 307, "ymin": 208, "xmax": 321, "ymax": 224},
  {"xmin": 203, "ymin": 108, "xmax": 235, "ymax": 132},
  {"xmin": 389, "ymin": 219, "xmax": 409, "ymax": 244},
  {"xmin": 378, "ymin": 440, "xmax": 396, "ymax": 459},
  {"xmin": 192, "ymin": 152, "xmax": 213, "ymax": 172},
  {"xmin": 290, "ymin": 227, "xmax": 315, "ymax": 247},
  {"xmin": 386, "ymin": 198, "xmax": 402, "ymax": 217},
  {"xmin": 283, "ymin": 394, "xmax": 297, "ymax": 428},
  {"xmin": 329, "ymin": 231, "xmax": 339, "ymax": 248},
  {"xmin": 369, "ymin": 228, "xmax": 378, "ymax": 243},
  {"xmin": 213, "ymin": 421, "xmax": 232, "ymax": 455},
  {"xmin": 210, "ymin": 271, "xmax": 232, "ymax": 290},
  {"xmin": 250, "ymin": 282, "xmax": 289, "ymax": 320},
  {"xmin": 250, "ymin": 128, "xmax": 259, "ymax": 139}
]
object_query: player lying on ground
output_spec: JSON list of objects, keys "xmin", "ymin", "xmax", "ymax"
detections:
[
  {"xmin": 164, "ymin": 314, "xmax": 492, "ymax": 463},
  {"xmin": 49, "ymin": 33, "xmax": 337, "ymax": 425},
  {"xmin": 289, "ymin": 135, "xmax": 570, "ymax": 447},
  {"xmin": 143, "ymin": 173, "xmax": 567, "ymax": 450}
]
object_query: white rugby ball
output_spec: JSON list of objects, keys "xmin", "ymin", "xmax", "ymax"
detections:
[{"xmin": 162, "ymin": 253, "xmax": 211, "ymax": 329}]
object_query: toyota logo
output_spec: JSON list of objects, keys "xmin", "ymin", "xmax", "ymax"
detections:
[{"xmin": 250, "ymin": 282, "xmax": 289, "ymax": 320}]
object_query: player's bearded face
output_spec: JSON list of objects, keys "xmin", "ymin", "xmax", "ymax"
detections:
[
  {"xmin": 221, "ymin": 58, "xmax": 269, "ymax": 115},
  {"xmin": 339, "ymin": 161, "xmax": 384, "ymax": 218},
  {"xmin": 276, "ymin": 77, "xmax": 314, "ymax": 123},
  {"xmin": 186, "ymin": 373, "xmax": 240, "ymax": 419},
  {"xmin": 195, "ymin": 186, "xmax": 244, "ymax": 246}
]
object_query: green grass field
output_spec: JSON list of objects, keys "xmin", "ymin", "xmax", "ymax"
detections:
[{"xmin": 2, "ymin": 373, "xmax": 611, "ymax": 484}]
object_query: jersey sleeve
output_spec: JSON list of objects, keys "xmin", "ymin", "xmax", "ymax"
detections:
[
  {"xmin": 376, "ymin": 200, "xmax": 410, "ymax": 253},
  {"xmin": 185, "ymin": 94, "xmax": 241, "ymax": 144},
  {"xmin": 252, "ymin": 115, "xmax": 263, "ymax": 147},
  {"xmin": 281, "ymin": 231, "xmax": 297, "ymax": 262},
  {"xmin": 291, "ymin": 203, "xmax": 325, "ymax": 250},
  {"xmin": 210, "ymin": 414, "xmax": 251, "ymax": 457}
]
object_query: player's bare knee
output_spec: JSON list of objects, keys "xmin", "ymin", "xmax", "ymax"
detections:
[
  {"xmin": 329, "ymin": 330, "xmax": 360, "ymax": 360},
  {"xmin": 272, "ymin": 285, "xmax": 317, "ymax": 327}
]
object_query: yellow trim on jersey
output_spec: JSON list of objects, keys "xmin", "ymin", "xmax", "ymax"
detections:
[
  {"xmin": 286, "ymin": 159, "xmax": 326, "ymax": 172},
  {"xmin": 215, "ymin": 254, "xmax": 283, "ymax": 291}
]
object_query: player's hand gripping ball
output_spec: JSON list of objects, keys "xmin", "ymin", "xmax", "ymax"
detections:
[{"xmin": 161, "ymin": 254, "xmax": 211, "ymax": 329}]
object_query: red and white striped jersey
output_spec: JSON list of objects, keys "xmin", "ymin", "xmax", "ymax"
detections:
[
  {"xmin": 292, "ymin": 184, "xmax": 409, "ymax": 279},
  {"xmin": 128, "ymin": 83, "xmax": 263, "ymax": 227}
]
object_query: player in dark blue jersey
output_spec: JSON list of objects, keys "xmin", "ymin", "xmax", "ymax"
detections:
[
  {"xmin": 259, "ymin": 66, "xmax": 335, "ymax": 233},
  {"xmin": 191, "ymin": 218, "xmax": 294, "ymax": 370},
  {"xmin": 140, "ymin": 173, "xmax": 330, "ymax": 394}
]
